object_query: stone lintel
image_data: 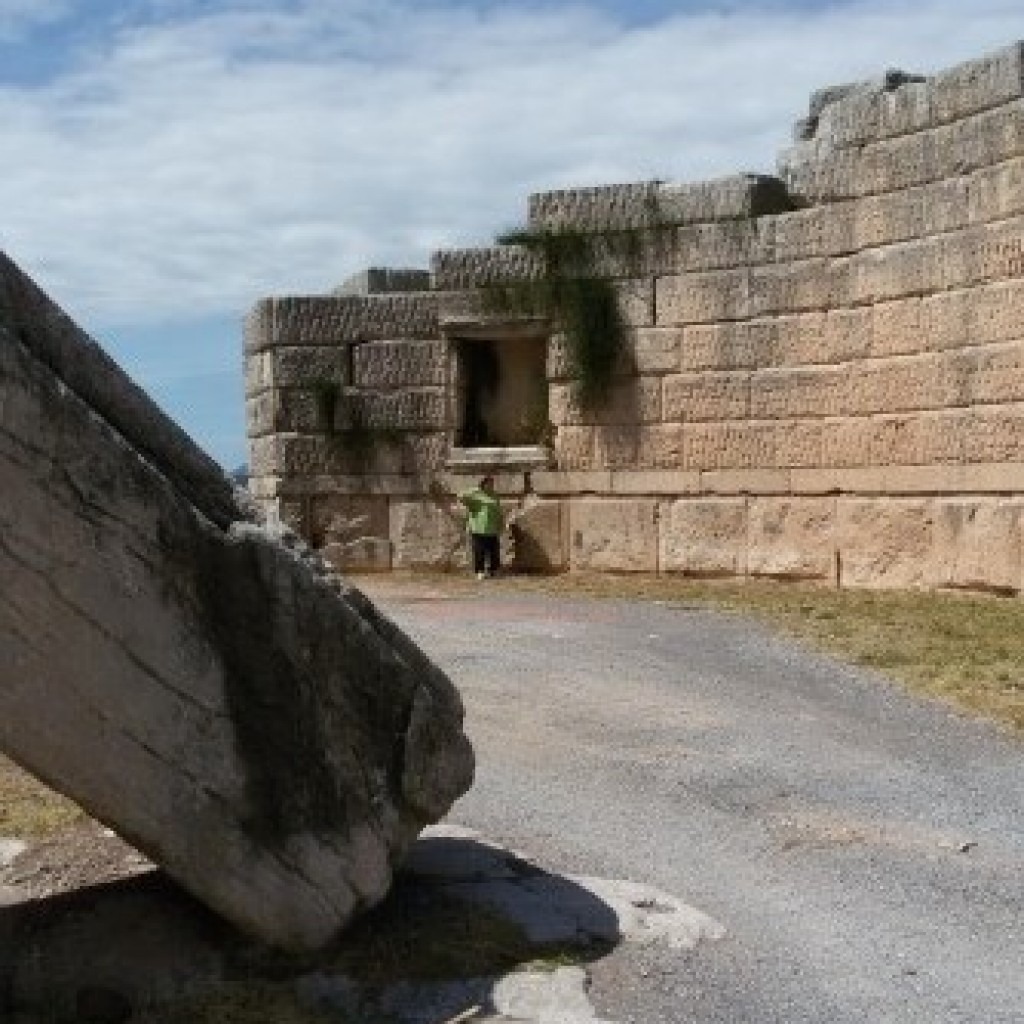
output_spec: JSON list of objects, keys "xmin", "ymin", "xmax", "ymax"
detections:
[{"xmin": 446, "ymin": 445, "xmax": 553, "ymax": 472}]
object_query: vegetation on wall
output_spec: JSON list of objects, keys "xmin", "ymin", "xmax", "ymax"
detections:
[
  {"xmin": 485, "ymin": 192, "xmax": 671, "ymax": 409},
  {"xmin": 313, "ymin": 379, "xmax": 402, "ymax": 470}
]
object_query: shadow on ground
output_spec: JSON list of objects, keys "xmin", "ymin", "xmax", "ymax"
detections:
[{"xmin": 0, "ymin": 832, "xmax": 620, "ymax": 1023}]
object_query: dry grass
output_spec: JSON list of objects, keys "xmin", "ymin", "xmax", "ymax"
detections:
[
  {"xmin": 476, "ymin": 572, "xmax": 1024, "ymax": 732},
  {"xmin": 0, "ymin": 755, "xmax": 86, "ymax": 839}
]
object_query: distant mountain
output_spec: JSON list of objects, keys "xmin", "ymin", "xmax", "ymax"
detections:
[{"xmin": 230, "ymin": 464, "xmax": 248, "ymax": 486}]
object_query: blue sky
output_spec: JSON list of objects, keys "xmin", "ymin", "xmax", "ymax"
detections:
[{"xmin": 3, "ymin": 0, "xmax": 1024, "ymax": 470}]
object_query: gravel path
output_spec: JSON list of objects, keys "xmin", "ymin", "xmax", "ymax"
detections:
[{"xmin": 361, "ymin": 579, "xmax": 1024, "ymax": 1024}]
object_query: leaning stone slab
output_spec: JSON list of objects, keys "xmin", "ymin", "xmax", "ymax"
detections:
[{"xmin": 0, "ymin": 268, "xmax": 474, "ymax": 950}]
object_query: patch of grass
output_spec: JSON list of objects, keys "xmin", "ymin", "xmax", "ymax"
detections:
[
  {"xmin": 365, "ymin": 572, "xmax": 1024, "ymax": 732},
  {"xmin": 0, "ymin": 755, "xmax": 86, "ymax": 838}
]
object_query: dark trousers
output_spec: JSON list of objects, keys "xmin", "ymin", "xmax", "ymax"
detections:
[{"xmin": 471, "ymin": 533, "xmax": 501, "ymax": 574}]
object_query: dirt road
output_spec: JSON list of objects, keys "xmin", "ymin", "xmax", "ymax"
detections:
[{"xmin": 360, "ymin": 577, "xmax": 1024, "ymax": 1024}]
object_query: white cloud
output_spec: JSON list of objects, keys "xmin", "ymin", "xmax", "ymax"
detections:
[{"xmin": 2, "ymin": 0, "xmax": 1024, "ymax": 331}]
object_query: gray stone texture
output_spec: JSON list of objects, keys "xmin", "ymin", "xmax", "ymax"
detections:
[
  {"xmin": 1, "ymin": 272, "xmax": 474, "ymax": 950},
  {"xmin": 245, "ymin": 294, "xmax": 440, "ymax": 352},
  {"xmin": 1, "ymin": 251, "xmax": 237, "ymax": 530},
  {"xmin": 334, "ymin": 267, "xmax": 431, "ymax": 296},
  {"xmin": 527, "ymin": 175, "xmax": 793, "ymax": 232}
]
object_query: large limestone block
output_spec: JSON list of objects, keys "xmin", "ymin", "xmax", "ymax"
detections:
[
  {"xmin": 836, "ymin": 498, "xmax": 935, "ymax": 588},
  {"xmin": 774, "ymin": 420, "xmax": 825, "ymax": 469},
  {"xmin": 429, "ymin": 246, "xmax": 543, "ymax": 291},
  {"xmin": 352, "ymin": 340, "xmax": 449, "ymax": 389},
  {"xmin": 663, "ymin": 371, "xmax": 751, "ymax": 422},
  {"xmin": 552, "ymin": 377, "xmax": 661, "ymax": 428},
  {"xmin": 568, "ymin": 499, "xmax": 659, "ymax": 571},
  {"xmin": 526, "ymin": 175, "xmax": 791, "ymax": 232},
  {"xmin": 750, "ymin": 257, "xmax": 851, "ymax": 316},
  {"xmin": 930, "ymin": 42, "xmax": 1024, "ymax": 126},
  {"xmin": 638, "ymin": 423, "xmax": 687, "ymax": 469},
  {"xmin": 334, "ymin": 267, "xmax": 431, "ymax": 296},
  {"xmin": 965, "ymin": 406, "xmax": 1024, "ymax": 463},
  {"xmin": 853, "ymin": 187, "xmax": 928, "ymax": 250},
  {"xmin": 553, "ymin": 425, "xmax": 596, "ymax": 470},
  {"xmin": 675, "ymin": 217, "xmax": 775, "ymax": 272},
  {"xmin": 389, "ymin": 499, "xmax": 469, "ymax": 570},
  {"xmin": 245, "ymin": 294, "xmax": 440, "ymax": 352},
  {"xmin": 773, "ymin": 203, "xmax": 856, "ymax": 262},
  {"xmin": 967, "ymin": 155, "xmax": 1024, "ymax": 224},
  {"xmin": 680, "ymin": 320, "xmax": 776, "ymax": 372},
  {"xmin": 966, "ymin": 340, "xmax": 1024, "ymax": 404},
  {"xmin": 931, "ymin": 499, "xmax": 1023, "ymax": 593},
  {"xmin": 749, "ymin": 365, "xmax": 843, "ymax": 419},
  {"xmin": 967, "ymin": 279, "xmax": 1024, "ymax": 346},
  {"xmin": 246, "ymin": 345, "xmax": 351, "ymax": 396},
  {"xmin": 594, "ymin": 423, "xmax": 641, "ymax": 469},
  {"xmin": 683, "ymin": 421, "xmax": 778, "ymax": 471},
  {"xmin": 656, "ymin": 270, "xmax": 750, "ymax": 326},
  {"xmin": 0, "ymin": 252, "xmax": 236, "ymax": 530},
  {"xmin": 509, "ymin": 499, "xmax": 567, "ymax": 572},
  {"xmin": 0, "ymin": 325, "xmax": 474, "ymax": 951},
  {"xmin": 746, "ymin": 498, "xmax": 836, "ymax": 580},
  {"xmin": 630, "ymin": 328, "xmax": 682, "ymax": 374},
  {"xmin": 660, "ymin": 498, "xmax": 747, "ymax": 576},
  {"xmin": 871, "ymin": 298, "xmax": 926, "ymax": 358},
  {"xmin": 849, "ymin": 237, "xmax": 940, "ymax": 306},
  {"xmin": 309, "ymin": 494, "xmax": 390, "ymax": 548}
]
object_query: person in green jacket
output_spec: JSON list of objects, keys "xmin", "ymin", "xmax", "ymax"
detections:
[{"xmin": 459, "ymin": 475, "xmax": 504, "ymax": 579}]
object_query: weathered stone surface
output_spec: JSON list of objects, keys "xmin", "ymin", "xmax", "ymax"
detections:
[
  {"xmin": 568, "ymin": 499, "xmax": 659, "ymax": 571},
  {"xmin": 509, "ymin": 499, "xmax": 567, "ymax": 572},
  {"xmin": 353, "ymin": 340, "xmax": 449, "ymax": 388},
  {"xmin": 593, "ymin": 424, "xmax": 640, "ymax": 469},
  {"xmin": 0, "ymin": 252, "xmax": 237, "ymax": 530},
  {"xmin": 430, "ymin": 246, "xmax": 544, "ymax": 291},
  {"xmin": 322, "ymin": 536, "xmax": 394, "ymax": 572},
  {"xmin": 835, "ymin": 498, "xmax": 934, "ymax": 588},
  {"xmin": 245, "ymin": 294, "xmax": 440, "ymax": 352},
  {"xmin": 931, "ymin": 498, "xmax": 1023, "ymax": 592},
  {"xmin": 334, "ymin": 267, "xmax": 431, "ymax": 296},
  {"xmin": 309, "ymin": 493, "xmax": 390, "ymax": 548},
  {"xmin": 660, "ymin": 498, "xmax": 747, "ymax": 575},
  {"xmin": 781, "ymin": 96, "xmax": 1024, "ymax": 203},
  {"xmin": 746, "ymin": 498, "xmax": 836, "ymax": 580},
  {"xmin": 1, "ymin": 292, "xmax": 473, "ymax": 949},
  {"xmin": 663, "ymin": 371, "xmax": 751, "ymax": 422},
  {"xmin": 526, "ymin": 176, "xmax": 791, "ymax": 233},
  {"xmin": 389, "ymin": 499, "xmax": 469, "ymax": 570}
]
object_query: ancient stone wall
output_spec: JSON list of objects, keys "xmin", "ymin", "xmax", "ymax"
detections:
[{"xmin": 246, "ymin": 42, "xmax": 1024, "ymax": 593}]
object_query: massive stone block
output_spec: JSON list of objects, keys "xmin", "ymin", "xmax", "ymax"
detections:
[
  {"xmin": 568, "ymin": 499, "xmax": 659, "ymax": 571},
  {"xmin": 0, "ymin": 268, "xmax": 473, "ymax": 951},
  {"xmin": 836, "ymin": 498, "xmax": 935, "ymax": 588},
  {"xmin": 660, "ymin": 498, "xmax": 748, "ymax": 575},
  {"xmin": 746, "ymin": 498, "xmax": 836, "ymax": 580},
  {"xmin": 931, "ymin": 498, "xmax": 1024, "ymax": 592}
]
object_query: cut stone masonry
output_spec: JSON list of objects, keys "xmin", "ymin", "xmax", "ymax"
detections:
[{"xmin": 247, "ymin": 41, "xmax": 1024, "ymax": 595}]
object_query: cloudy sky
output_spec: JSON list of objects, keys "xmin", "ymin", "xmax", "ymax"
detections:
[{"xmin": 3, "ymin": 0, "xmax": 1024, "ymax": 469}]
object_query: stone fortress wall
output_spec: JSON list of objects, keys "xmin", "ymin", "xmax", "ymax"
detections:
[{"xmin": 246, "ymin": 41, "xmax": 1024, "ymax": 592}]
